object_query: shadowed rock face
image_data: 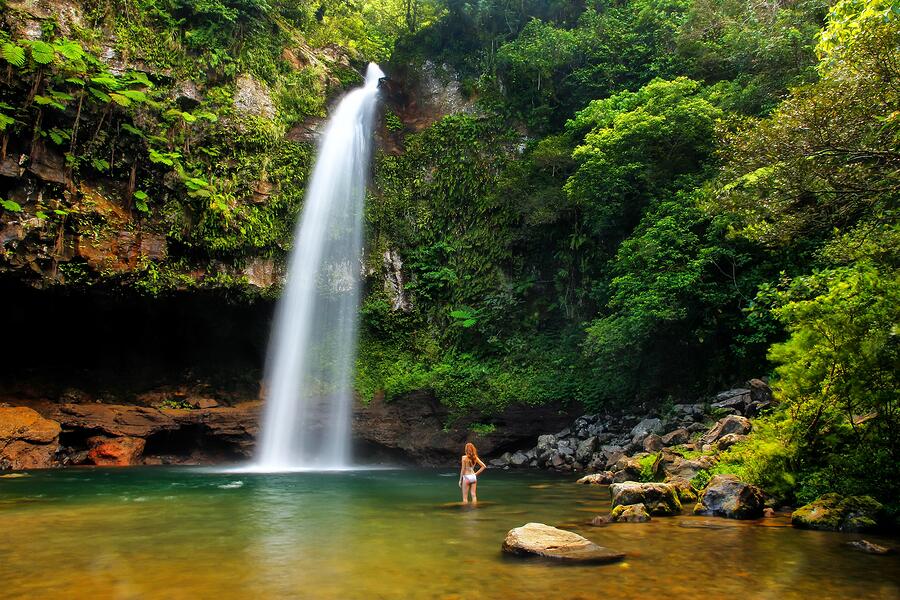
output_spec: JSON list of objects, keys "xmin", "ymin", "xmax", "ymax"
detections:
[
  {"xmin": 0, "ymin": 406, "xmax": 61, "ymax": 469},
  {"xmin": 502, "ymin": 522, "xmax": 625, "ymax": 563},
  {"xmin": 0, "ymin": 388, "xmax": 571, "ymax": 469},
  {"xmin": 352, "ymin": 390, "xmax": 574, "ymax": 466}
]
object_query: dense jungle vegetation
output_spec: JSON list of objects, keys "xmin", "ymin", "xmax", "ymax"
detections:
[{"xmin": 0, "ymin": 0, "xmax": 897, "ymax": 507}]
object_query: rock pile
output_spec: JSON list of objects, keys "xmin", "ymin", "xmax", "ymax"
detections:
[{"xmin": 491, "ymin": 380, "xmax": 772, "ymax": 478}]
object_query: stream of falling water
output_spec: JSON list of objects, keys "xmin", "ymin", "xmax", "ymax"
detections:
[{"xmin": 255, "ymin": 63, "xmax": 384, "ymax": 471}]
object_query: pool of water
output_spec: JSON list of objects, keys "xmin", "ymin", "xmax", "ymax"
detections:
[{"xmin": 1, "ymin": 468, "xmax": 898, "ymax": 599}]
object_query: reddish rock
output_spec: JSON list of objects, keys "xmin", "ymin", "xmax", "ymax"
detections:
[
  {"xmin": 0, "ymin": 406, "xmax": 61, "ymax": 469},
  {"xmin": 87, "ymin": 436, "xmax": 146, "ymax": 466},
  {"xmin": 76, "ymin": 230, "xmax": 167, "ymax": 273}
]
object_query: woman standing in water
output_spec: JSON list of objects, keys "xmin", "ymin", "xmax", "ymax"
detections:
[{"xmin": 458, "ymin": 442, "xmax": 487, "ymax": 504}]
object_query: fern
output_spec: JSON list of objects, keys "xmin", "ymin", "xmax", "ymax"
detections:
[{"xmin": 1, "ymin": 42, "xmax": 25, "ymax": 68}]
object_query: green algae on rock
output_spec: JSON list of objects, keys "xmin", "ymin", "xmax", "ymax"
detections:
[{"xmin": 791, "ymin": 493, "xmax": 883, "ymax": 532}]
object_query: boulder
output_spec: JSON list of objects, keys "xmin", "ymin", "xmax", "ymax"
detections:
[
  {"xmin": 666, "ymin": 477, "xmax": 698, "ymax": 503},
  {"xmin": 610, "ymin": 481, "xmax": 682, "ymax": 516},
  {"xmin": 642, "ymin": 433, "xmax": 663, "ymax": 453},
  {"xmin": 502, "ymin": 523, "xmax": 625, "ymax": 564},
  {"xmin": 716, "ymin": 433, "xmax": 747, "ymax": 451},
  {"xmin": 664, "ymin": 456, "xmax": 715, "ymax": 481},
  {"xmin": 0, "ymin": 407, "xmax": 61, "ymax": 470},
  {"xmin": 87, "ymin": 436, "xmax": 146, "ymax": 466},
  {"xmin": 693, "ymin": 474, "xmax": 764, "ymax": 519},
  {"xmin": 536, "ymin": 434, "xmax": 557, "ymax": 450},
  {"xmin": 611, "ymin": 456, "xmax": 642, "ymax": 483},
  {"xmin": 575, "ymin": 436, "xmax": 599, "ymax": 463},
  {"xmin": 748, "ymin": 378, "xmax": 773, "ymax": 405},
  {"xmin": 630, "ymin": 418, "xmax": 663, "ymax": 439},
  {"xmin": 234, "ymin": 74, "xmax": 275, "ymax": 118},
  {"xmin": 711, "ymin": 388, "xmax": 751, "ymax": 413},
  {"xmin": 791, "ymin": 493, "xmax": 883, "ymax": 532},
  {"xmin": 660, "ymin": 428, "xmax": 690, "ymax": 447},
  {"xmin": 509, "ymin": 452, "xmax": 529, "ymax": 467},
  {"xmin": 610, "ymin": 503, "xmax": 651, "ymax": 523},
  {"xmin": 576, "ymin": 471, "xmax": 613, "ymax": 485},
  {"xmin": 701, "ymin": 415, "xmax": 752, "ymax": 445}
]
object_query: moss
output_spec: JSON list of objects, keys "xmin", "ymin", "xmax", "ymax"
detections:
[{"xmin": 791, "ymin": 493, "xmax": 883, "ymax": 532}]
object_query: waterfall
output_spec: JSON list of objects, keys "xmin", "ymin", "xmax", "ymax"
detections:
[{"xmin": 255, "ymin": 63, "xmax": 384, "ymax": 471}]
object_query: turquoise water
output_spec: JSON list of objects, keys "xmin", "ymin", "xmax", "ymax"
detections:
[{"xmin": 1, "ymin": 468, "xmax": 898, "ymax": 599}]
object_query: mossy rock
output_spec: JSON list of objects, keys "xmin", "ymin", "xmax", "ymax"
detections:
[
  {"xmin": 791, "ymin": 493, "xmax": 883, "ymax": 532},
  {"xmin": 610, "ymin": 482, "xmax": 682, "ymax": 516},
  {"xmin": 610, "ymin": 503, "xmax": 651, "ymax": 523}
]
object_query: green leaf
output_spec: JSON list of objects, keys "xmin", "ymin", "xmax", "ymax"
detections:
[
  {"xmin": 49, "ymin": 130, "xmax": 64, "ymax": 145},
  {"xmin": 53, "ymin": 40, "xmax": 84, "ymax": 61},
  {"xmin": 33, "ymin": 95, "xmax": 66, "ymax": 110},
  {"xmin": 1, "ymin": 42, "xmax": 26, "ymax": 68},
  {"xmin": 109, "ymin": 93, "xmax": 131, "ymax": 106},
  {"xmin": 29, "ymin": 40, "xmax": 55, "ymax": 65},
  {"xmin": 35, "ymin": 211, "xmax": 48, "ymax": 219},
  {"xmin": 461, "ymin": 319, "xmax": 478, "ymax": 328},
  {"xmin": 449, "ymin": 310, "xmax": 472, "ymax": 319},
  {"xmin": 90, "ymin": 75, "xmax": 121, "ymax": 90},
  {"xmin": 117, "ymin": 89, "xmax": 147, "ymax": 103},
  {"xmin": 0, "ymin": 199, "xmax": 22, "ymax": 212},
  {"xmin": 88, "ymin": 87, "xmax": 111, "ymax": 103},
  {"xmin": 126, "ymin": 71, "xmax": 152, "ymax": 87},
  {"xmin": 0, "ymin": 113, "xmax": 14, "ymax": 131},
  {"xmin": 53, "ymin": 209, "xmax": 69, "ymax": 216},
  {"xmin": 133, "ymin": 190, "xmax": 148, "ymax": 200},
  {"xmin": 121, "ymin": 123, "xmax": 144, "ymax": 137},
  {"xmin": 91, "ymin": 158, "xmax": 110, "ymax": 171},
  {"xmin": 135, "ymin": 198, "xmax": 149, "ymax": 213}
]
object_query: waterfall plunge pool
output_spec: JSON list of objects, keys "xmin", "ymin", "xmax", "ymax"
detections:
[{"xmin": 2, "ymin": 468, "xmax": 898, "ymax": 599}]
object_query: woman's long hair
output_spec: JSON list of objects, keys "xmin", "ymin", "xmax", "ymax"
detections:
[{"xmin": 465, "ymin": 442, "xmax": 479, "ymax": 467}]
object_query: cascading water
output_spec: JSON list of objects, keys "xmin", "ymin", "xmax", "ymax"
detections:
[{"xmin": 255, "ymin": 63, "xmax": 384, "ymax": 471}]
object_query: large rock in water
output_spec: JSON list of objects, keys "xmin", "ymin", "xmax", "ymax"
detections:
[
  {"xmin": 610, "ymin": 482, "xmax": 682, "ymax": 516},
  {"xmin": 502, "ymin": 523, "xmax": 625, "ymax": 563},
  {"xmin": 791, "ymin": 493, "xmax": 883, "ymax": 532},
  {"xmin": 693, "ymin": 474, "xmax": 764, "ymax": 519},
  {"xmin": 610, "ymin": 503, "xmax": 651, "ymax": 523},
  {"xmin": 576, "ymin": 471, "xmax": 613, "ymax": 485},
  {"xmin": 0, "ymin": 407, "xmax": 61, "ymax": 469}
]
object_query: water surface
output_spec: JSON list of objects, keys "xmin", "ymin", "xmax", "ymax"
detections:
[{"xmin": 2, "ymin": 468, "xmax": 897, "ymax": 599}]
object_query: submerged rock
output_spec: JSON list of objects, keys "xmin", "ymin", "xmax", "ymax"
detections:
[
  {"xmin": 0, "ymin": 407, "xmax": 61, "ymax": 470},
  {"xmin": 693, "ymin": 475, "xmax": 764, "ymax": 519},
  {"xmin": 610, "ymin": 503, "xmax": 651, "ymax": 523},
  {"xmin": 610, "ymin": 482, "xmax": 682, "ymax": 516},
  {"xmin": 846, "ymin": 540, "xmax": 892, "ymax": 555},
  {"xmin": 576, "ymin": 471, "xmax": 613, "ymax": 485},
  {"xmin": 502, "ymin": 522, "xmax": 625, "ymax": 563},
  {"xmin": 791, "ymin": 493, "xmax": 883, "ymax": 532}
]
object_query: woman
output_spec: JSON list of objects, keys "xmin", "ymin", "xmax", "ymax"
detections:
[{"xmin": 458, "ymin": 442, "xmax": 487, "ymax": 504}]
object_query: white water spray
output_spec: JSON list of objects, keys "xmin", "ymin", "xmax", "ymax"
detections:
[{"xmin": 255, "ymin": 63, "xmax": 384, "ymax": 471}]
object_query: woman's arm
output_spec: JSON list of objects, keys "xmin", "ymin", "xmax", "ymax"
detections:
[
  {"xmin": 459, "ymin": 457, "xmax": 465, "ymax": 487},
  {"xmin": 475, "ymin": 458, "xmax": 487, "ymax": 476}
]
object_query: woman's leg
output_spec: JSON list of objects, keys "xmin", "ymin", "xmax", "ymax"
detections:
[
  {"xmin": 470, "ymin": 481, "xmax": 478, "ymax": 504},
  {"xmin": 461, "ymin": 479, "xmax": 470, "ymax": 504}
]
